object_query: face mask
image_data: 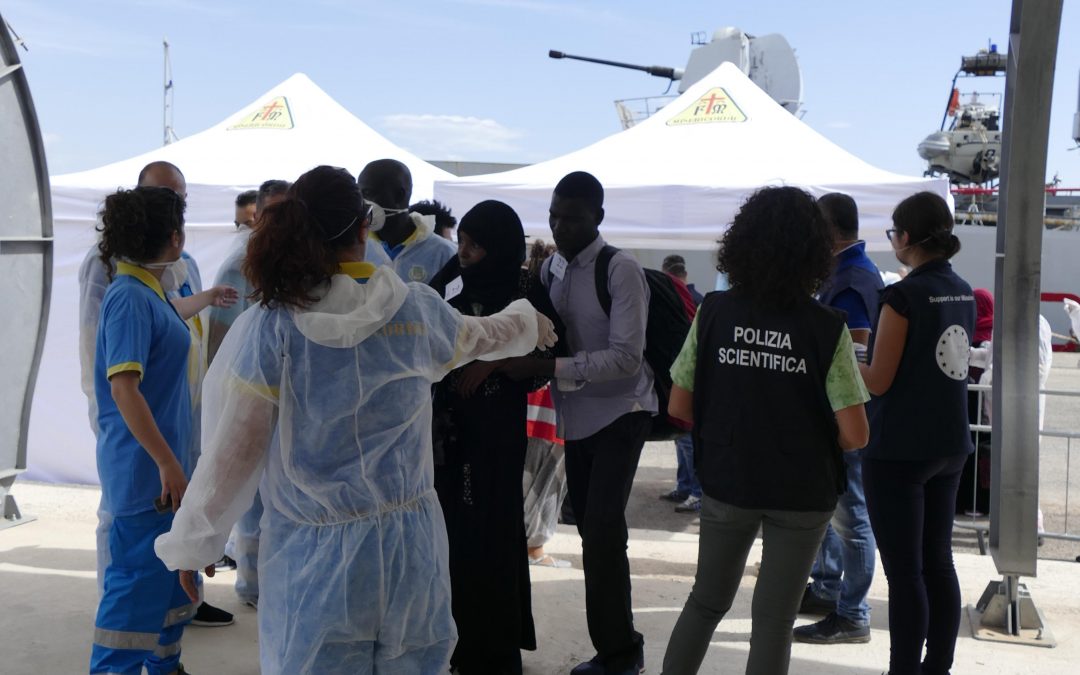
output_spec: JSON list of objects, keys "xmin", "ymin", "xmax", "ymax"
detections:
[
  {"xmin": 367, "ymin": 201, "xmax": 410, "ymax": 232},
  {"xmin": 144, "ymin": 257, "xmax": 188, "ymax": 293}
]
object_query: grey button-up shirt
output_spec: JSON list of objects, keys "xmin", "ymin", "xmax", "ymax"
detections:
[{"xmin": 542, "ymin": 236, "xmax": 657, "ymax": 441}]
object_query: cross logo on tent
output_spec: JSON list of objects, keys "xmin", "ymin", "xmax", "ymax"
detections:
[
  {"xmin": 229, "ymin": 96, "xmax": 295, "ymax": 130},
  {"xmin": 666, "ymin": 87, "xmax": 747, "ymax": 126}
]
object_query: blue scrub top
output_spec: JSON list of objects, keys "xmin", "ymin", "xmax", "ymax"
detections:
[{"xmin": 95, "ymin": 262, "xmax": 193, "ymax": 516}]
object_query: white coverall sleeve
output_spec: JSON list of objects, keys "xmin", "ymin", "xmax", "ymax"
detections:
[
  {"xmin": 78, "ymin": 249, "xmax": 108, "ymax": 416},
  {"xmin": 451, "ymin": 298, "xmax": 545, "ymax": 367},
  {"xmin": 155, "ymin": 310, "xmax": 277, "ymax": 571}
]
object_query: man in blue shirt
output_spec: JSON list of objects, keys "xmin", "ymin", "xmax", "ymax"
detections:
[{"xmin": 795, "ymin": 192, "xmax": 882, "ymax": 644}]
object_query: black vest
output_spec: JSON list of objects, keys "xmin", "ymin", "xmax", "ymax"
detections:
[
  {"xmin": 866, "ymin": 260, "xmax": 976, "ymax": 461},
  {"xmin": 693, "ymin": 291, "xmax": 847, "ymax": 512}
]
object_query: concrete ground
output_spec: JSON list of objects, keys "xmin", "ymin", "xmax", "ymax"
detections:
[{"xmin": 3, "ymin": 356, "xmax": 1080, "ymax": 674}]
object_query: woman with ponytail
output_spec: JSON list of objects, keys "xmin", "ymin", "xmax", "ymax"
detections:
[
  {"xmin": 154, "ymin": 166, "xmax": 558, "ymax": 674},
  {"xmin": 90, "ymin": 186, "xmax": 205, "ymax": 675},
  {"xmin": 859, "ymin": 191, "xmax": 976, "ymax": 675}
]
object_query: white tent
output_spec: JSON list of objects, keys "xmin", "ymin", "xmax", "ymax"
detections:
[
  {"xmin": 28, "ymin": 74, "xmax": 452, "ymax": 485},
  {"xmin": 434, "ymin": 62, "xmax": 950, "ymax": 251}
]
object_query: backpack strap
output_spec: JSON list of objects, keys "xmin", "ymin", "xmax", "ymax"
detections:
[{"xmin": 594, "ymin": 245, "xmax": 617, "ymax": 317}]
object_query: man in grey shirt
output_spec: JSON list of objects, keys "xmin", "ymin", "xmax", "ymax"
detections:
[{"xmin": 506, "ymin": 171, "xmax": 656, "ymax": 674}]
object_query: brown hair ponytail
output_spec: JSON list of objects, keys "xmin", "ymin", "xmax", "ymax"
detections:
[{"xmin": 244, "ymin": 165, "xmax": 367, "ymax": 308}]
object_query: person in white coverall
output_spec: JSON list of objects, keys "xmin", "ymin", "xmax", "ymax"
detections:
[{"xmin": 155, "ymin": 166, "xmax": 557, "ymax": 674}]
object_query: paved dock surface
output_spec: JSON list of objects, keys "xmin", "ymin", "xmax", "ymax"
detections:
[{"xmin": 4, "ymin": 355, "xmax": 1080, "ymax": 673}]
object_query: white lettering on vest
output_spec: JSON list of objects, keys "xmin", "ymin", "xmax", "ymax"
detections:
[
  {"xmin": 720, "ymin": 325, "xmax": 806, "ymax": 374},
  {"xmin": 732, "ymin": 326, "xmax": 793, "ymax": 350}
]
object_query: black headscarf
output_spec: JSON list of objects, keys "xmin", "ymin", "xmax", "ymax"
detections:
[{"xmin": 430, "ymin": 200, "xmax": 525, "ymax": 314}]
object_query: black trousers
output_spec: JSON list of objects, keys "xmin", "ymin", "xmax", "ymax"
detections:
[
  {"xmin": 864, "ymin": 454, "xmax": 967, "ymax": 675},
  {"xmin": 564, "ymin": 411, "xmax": 651, "ymax": 670}
]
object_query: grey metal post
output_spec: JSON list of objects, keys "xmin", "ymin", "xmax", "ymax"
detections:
[
  {"xmin": 990, "ymin": 0, "xmax": 1060, "ymax": 579},
  {"xmin": 0, "ymin": 13, "xmax": 52, "ymax": 531},
  {"xmin": 970, "ymin": 0, "xmax": 1062, "ymax": 646}
]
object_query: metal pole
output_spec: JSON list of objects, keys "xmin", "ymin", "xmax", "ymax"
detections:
[
  {"xmin": 990, "ymin": 0, "xmax": 1061, "ymax": 579},
  {"xmin": 970, "ymin": 0, "xmax": 1063, "ymax": 647},
  {"xmin": 163, "ymin": 39, "xmax": 167, "ymax": 145}
]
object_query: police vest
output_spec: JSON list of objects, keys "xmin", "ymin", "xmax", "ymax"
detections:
[
  {"xmin": 866, "ymin": 259, "xmax": 976, "ymax": 461},
  {"xmin": 693, "ymin": 291, "xmax": 847, "ymax": 512},
  {"xmin": 818, "ymin": 246, "xmax": 884, "ymax": 334}
]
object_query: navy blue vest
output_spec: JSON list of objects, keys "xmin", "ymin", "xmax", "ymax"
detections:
[
  {"xmin": 866, "ymin": 260, "xmax": 976, "ymax": 461},
  {"xmin": 693, "ymin": 291, "xmax": 847, "ymax": 512}
]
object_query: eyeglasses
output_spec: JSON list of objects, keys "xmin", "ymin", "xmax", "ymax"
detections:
[{"xmin": 885, "ymin": 228, "xmax": 899, "ymax": 242}]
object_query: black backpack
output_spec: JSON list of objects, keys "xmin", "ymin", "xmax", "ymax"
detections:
[{"xmin": 551, "ymin": 245, "xmax": 694, "ymax": 441}]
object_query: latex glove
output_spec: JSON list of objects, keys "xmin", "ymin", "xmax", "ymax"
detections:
[
  {"xmin": 536, "ymin": 312, "xmax": 558, "ymax": 350},
  {"xmin": 211, "ymin": 285, "xmax": 240, "ymax": 308}
]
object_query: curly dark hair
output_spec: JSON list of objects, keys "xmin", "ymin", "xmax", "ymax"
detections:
[
  {"xmin": 244, "ymin": 165, "xmax": 367, "ymax": 308},
  {"xmin": 717, "ymin": 186, "xmax": 834, "ymax": 308},
  {"xmin": 97, "ymin": 186, "xmax": 186, "ymax": 280}
]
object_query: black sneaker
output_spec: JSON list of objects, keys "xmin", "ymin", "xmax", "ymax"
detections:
[
  {"xmin": 570, "ymin": 645, "xmax": 645, "ymax": 675},
  {"xmin": 191, "ymin": 602, "xmax": 235, "ymax": 627},
  {"xmin": 214, "ymin": 555, "xmax": 237, "ymax": 571},
  {"xmin": 793, "ymin": 612, "xmax": 871, "ymax": 644},
  {"xmin": 659, "ymin": 489, "xmax": 689, "ymax": 503},
  {"xmin": 798, "ymin": 584, "xmax": 837, "ymax": 616}
]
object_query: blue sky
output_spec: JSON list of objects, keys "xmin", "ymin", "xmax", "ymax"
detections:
[{"xmin": 6, "ymin": 0, "xmax": 1080, "ymax": 184}]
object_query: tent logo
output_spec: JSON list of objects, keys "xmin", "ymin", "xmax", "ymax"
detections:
[
  {"xmin": 666, "ymin": 88, "xmax": 746, "ymax": 126},
  {"xmin": 229, "ymin": 96, "xmax": 294, "ymax": 130}
]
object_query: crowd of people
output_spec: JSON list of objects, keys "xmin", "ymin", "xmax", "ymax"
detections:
[{"xmin": 79, "ymin": 158, "xmax": 978, "ymax": 675}]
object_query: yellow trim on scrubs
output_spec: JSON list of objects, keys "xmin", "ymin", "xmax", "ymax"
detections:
[
  {"xmin": 116, "ymin": 262, "xmax": 167, "ymax": 302},
  {"xmin": 107, "ymin": 361, "xmax": 144, "ymax": 380},
  {"xmin": 339, "ymin": 262, "xmax": 376, "ymax": 280}
]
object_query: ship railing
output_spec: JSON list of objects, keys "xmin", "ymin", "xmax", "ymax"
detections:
[{"xmin": 955, "ymin": 384, "xmax": 1080, "ymax": 559}]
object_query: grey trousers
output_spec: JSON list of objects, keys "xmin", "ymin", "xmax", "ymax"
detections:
[{"xmin": 662, "ymin": 496, "xmax": 833, "ymax": 675}]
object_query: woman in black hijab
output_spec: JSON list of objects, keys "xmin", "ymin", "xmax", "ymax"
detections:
[{"xmin": 429, "ymin": 200, "xmax": 564, "ymax": 674}]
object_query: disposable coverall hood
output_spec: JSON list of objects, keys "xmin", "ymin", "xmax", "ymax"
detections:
[{"xmin": 291, "ymin": 266, "xmax": 410, "ymax": 348}]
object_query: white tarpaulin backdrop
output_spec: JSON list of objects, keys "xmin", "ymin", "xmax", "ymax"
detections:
[
  {"xmin": 434, "ymin": 62, "xmax": 950, "ymax": 251},
  {"xmin": 27, "ymin": 74, "xmax": 452, "ymax": 485}
]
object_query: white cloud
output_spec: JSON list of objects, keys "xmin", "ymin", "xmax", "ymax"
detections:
[
  {"xmin": 42, "ymin": 132, "xmax": 62, "ymax": 147},
  {"xmin": 379, "ymin": 114, "xmax": 524, "ymax": 160}
]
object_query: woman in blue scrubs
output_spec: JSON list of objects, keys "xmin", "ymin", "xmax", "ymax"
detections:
[{"xmin": 90, "ymin": 186, "xmax": 202, "ymax": 675}]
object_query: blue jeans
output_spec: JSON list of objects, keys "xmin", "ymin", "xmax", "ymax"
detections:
[
  {"xmin": 675, "ymin": 435, "xmax": 702, "ymax": 499},
  {"xmin": 809, "ymin": 449, "xmax": 876, "ymax": 625}
]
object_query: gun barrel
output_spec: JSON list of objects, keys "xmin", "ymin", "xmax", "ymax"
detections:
[{"xmin": 548, "ymin": 50, "xmax": 681, "ymax": 80}]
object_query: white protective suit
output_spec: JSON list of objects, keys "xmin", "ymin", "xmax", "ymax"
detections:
[{"xmin": 156, "ymin": 266, "xmax": 554, "ymax": 674}]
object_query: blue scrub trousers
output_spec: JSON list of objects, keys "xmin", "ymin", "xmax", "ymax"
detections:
[
  {"xmin": 91, "ymin": 511, "xmax": 196, "ymax": 675},
  {"xmin": 98, "ymin": 506, "xmax": 203, "ymax": 599}
]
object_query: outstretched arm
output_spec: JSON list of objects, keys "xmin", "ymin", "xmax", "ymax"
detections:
[{"xmin": 171, "ymin": 285, "xmax": 239, "ymax": 320}]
